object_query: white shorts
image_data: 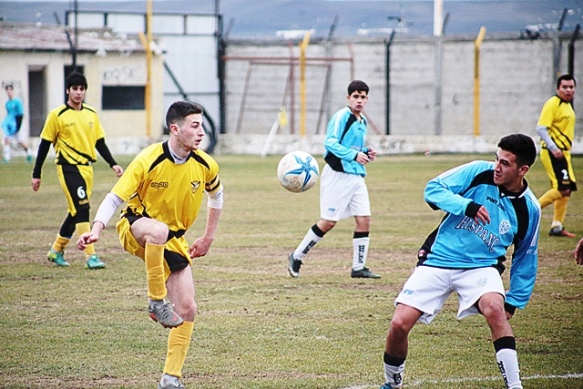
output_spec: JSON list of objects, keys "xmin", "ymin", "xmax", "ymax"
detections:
[
  {"xmin": 395, "ymin": 266, "xmax": 505, "ymax": 324},
  {"xmin": 319, "ymin": 164, "xmax": 370, "ymax": 221},
  {"xmin": 2, "ymin": 128, "xmax": 26, "ymax": 144}
]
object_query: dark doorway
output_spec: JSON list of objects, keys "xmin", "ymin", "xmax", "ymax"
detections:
[{"xmin": 28, "ymin": 68, "xmax": 47, "ymax": 137}]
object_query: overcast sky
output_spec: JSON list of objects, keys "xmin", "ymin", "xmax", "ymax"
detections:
[{"xmin": 0, "ymin": 0, "xmax": 581, "ymax": 38}]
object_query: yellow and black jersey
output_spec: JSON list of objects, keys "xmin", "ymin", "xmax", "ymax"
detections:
[
  {"xmin": 537, "ymin": 95, "xmax": 576, "ymax": 151},
  {"xmin": 112, "ymin": 141, "xmax": 221, "ymax": 233},
  {"xmin": 40, "ymin": 103, "xmax": 106, "ymax": 165}
]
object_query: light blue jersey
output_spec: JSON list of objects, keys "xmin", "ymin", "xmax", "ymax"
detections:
[
  {"xmin": 418, "ymin": 160, "xmax": 541, "ymax": 309},
  {"xmin": 323, "ymin": 106, "xmax": 368, "ymax": 176},
  {"xmin": 2, "ymin": 97, "xmax": 24, "ymax": 136}
]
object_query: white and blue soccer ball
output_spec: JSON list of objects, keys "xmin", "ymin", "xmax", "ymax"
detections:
[{"xmin": 277, "ymin": 150, "xmax": 320, "ymax": 193}]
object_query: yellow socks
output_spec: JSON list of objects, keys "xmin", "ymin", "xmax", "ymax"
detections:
[
  {"xmin": 552, "ymin": 196, "xmax": 570, "ymax": 226},
  {"xmin": 51, "ymin": 235, "xmax": 70, "ymax": 253},
  {"xmin": 538, "ymin": 188, "xmax": 562, "ymax": 209},
  {"xmin": 163, "ymin": 321, "xmax": 194, "ymax": 378},
  {"xmin": 145, "ymin": 243, "xmax": 167, "ymax": 300}
]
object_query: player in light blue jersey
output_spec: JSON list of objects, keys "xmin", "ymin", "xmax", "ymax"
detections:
[
  {"xmin": 2, "ymin": 84, "xmax": 32, "ymax": 163},
  {"xmin": 380, "ymin": 134, "xmax": 541, "ymax": 389},
  {"xmin": 288, "ymin": 80, "xmax": 380, "ymax": 279}
]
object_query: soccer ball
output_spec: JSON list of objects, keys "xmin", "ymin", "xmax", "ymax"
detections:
[{"xmin": 277, "ymin": 151, "xmax": 320, "ymax": 193}]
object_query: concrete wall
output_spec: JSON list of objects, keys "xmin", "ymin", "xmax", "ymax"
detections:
[
  {"xmin": 3, "ymin": 30, "xmax": 581, "ymax": 157},
  {"xmin": 0, "ymin": 48, "xmax": 165, "ymax": 156},
  {"xmin": 221, "ymin": 33, "xmax": 583, "ymax": 154}
]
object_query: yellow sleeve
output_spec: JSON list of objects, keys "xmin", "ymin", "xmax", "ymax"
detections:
[
  {"xmin": 111, "ymin": 156, "xmax": 146, "ymax": 202},
  {"xmin": 202, "ymin": 153, "xmax": 221, "ymax": 194},
  {"xmin": 39, "ymin": 109, "xmax": 59, "ymax": 143},
  {"xmin": 537, "ymin": 98, "xmax": 556, "ymax": 128}
]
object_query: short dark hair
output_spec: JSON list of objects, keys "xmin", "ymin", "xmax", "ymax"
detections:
[
  {"xmin": 66, "ymin": 72, "xmax": 88, "ymax": 90},
  {"xmin": 557, "ymin": 74, "xmax": 576, "ymax": 88},
  {"xmin": 497, "ymin": 133, "xmax": 537, "ymax": 167},
  {"xmin": 347, "ymin": 80, "xmax": 369, "ymax": 95},
  {"xmin": 166, "ymin": 101, "xmax": 204, "ymax": 129},
  {"xmin": 5, "ymin": 84, "xmax": 13, "ymax": 90}
]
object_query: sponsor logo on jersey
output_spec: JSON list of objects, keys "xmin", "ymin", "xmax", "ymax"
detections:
[
  {"xmin": 455, "ymin": 216, "xmax": 500, "ymax": 253},
  {"xmin": 150, "ymin": 181, "xmax": 169, "ymax": 189},
  {"xmin": 486, "ymin": 195, "xmax": 506, "ymax": 211}
]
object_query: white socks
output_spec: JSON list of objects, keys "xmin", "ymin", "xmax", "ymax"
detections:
[
  {"xmin": 293, "ymin": 228, "xmax": 322, "ymax": 261},
  {"xmin": 496, "ymin": 348, "xmax": 522, "ymax": 389},
  {"xmin": 3, "ymin": 144, "xmax": 10, "ymax": 161},
  {"xmin": 352, "ymin": 236, "xmax": 369, "ymax": 270}
]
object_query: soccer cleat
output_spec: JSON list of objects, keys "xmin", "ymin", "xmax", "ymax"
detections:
[
  {"xmin": 85, "ymin": 254, "xmax": 106, "ymax": 269},
  {"xmin": 288, "ymin": 252, "xmax": 302, "ymax": 278},
  {"xmin": 351, "ymin": 267, "xmax": 381, "ymax": 279},
  {"xmin": 26, "ymin": 154, "xmax": 33, "ymax": 163},
  {"xmin": 380, "ymin": 383, "xmax": 400, "ymax": 389},
  {"xmin": 149, "ymin": 300, "xmax": 184, "ymax": 328},
  {"xmin": 548, "ymin": 226, "xmax": 576, "ymax": 238},
  {"xmin": 47, "ymin": 249, "xmax": 70, "ymax": 267},
  {"xmin": 158, "ymin": 374, "xmax": 185, "ymax": 389}
]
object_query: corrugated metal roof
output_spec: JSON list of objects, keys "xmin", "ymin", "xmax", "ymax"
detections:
[{"xmin": 0, "ymin": 22, "xmax": 144, "ymax": 54}]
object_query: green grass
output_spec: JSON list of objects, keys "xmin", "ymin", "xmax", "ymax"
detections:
[{"xmin": 0, "ymin": 152, "xmax": 582, "ymax": 388}]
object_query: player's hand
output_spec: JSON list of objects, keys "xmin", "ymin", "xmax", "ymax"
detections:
[
  {"xmin": 551, "ymin": 149, "xmax": 564, "ymax": 159},
  {"xmin": 77, "ymin": 232, "xmax": 99, "ymax": 250},
  {"xmin": 112, "ymin": 165, "xmax": 124, "ymax": 177},
  {"xmin": 366, "ymin": 146, "xmax": 377, "ymax": 162},
  {"xmin": 574, "ymin": 238, "xmax": 583, "ymax": 265},
  {"xmin": 189, "ymin": 236, "xmax": 213, "ymax": 258},
  {"xmin": 355, "ymin": 151, "xmax": 370, "ymax": 165},
  {"xmin": 31, "ymin": 178, "xmax": 41, "ymax": 192},
  {"xmin": 474, "ymin": 206, "xmax": 491, "ymax": 225}
]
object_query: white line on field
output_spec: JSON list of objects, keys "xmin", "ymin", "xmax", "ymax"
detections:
[{"xmin": 340, "ymin": 372, "xmax": 583, "ymax": 389}]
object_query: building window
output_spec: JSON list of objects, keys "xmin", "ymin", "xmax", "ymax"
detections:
[{"xmin": 102, "ymin": 86, "xmax": 145, "ymax": 110}]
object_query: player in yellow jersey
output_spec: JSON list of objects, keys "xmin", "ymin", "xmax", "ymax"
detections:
[
  {"xmin": 536, "ymin": 74, "xmax": 578, "ymax": 238},
  {"xmin": 77, "ymin": 101, "xmax": 224, "ymax": 389},
  {"xmin": 31, "ymin": 73, "xmax": 124, "ymax": 268}
]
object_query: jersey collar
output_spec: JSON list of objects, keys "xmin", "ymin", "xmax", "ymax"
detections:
[{"xmin": 499, "ymin": 178, "xmax": 529, "ymax": 199}]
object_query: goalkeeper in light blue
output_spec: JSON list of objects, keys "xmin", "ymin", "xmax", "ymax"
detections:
[{"xmin": 380, "ymin": 134, "xmax": 541, "ymax": 389}]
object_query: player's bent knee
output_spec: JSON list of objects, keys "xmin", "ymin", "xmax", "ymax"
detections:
[
  {"xmin": 179, "ymin": 300, "xmax": 197, "ymax": 322},
  {"xmin": 136, "ymin": 219, "xmax": 169, "ymax": 244}
]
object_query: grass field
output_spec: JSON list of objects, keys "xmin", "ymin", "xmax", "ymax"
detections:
[{"xmin": 0, "ymin": 152, "xmax": 582, "ymax": 389}]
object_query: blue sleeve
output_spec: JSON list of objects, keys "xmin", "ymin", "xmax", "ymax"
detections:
[
  {"xmin": 424, "ymin": 161, "xmax": 492, "ymax": 215},
  {"xmin": 506, "ymin": 198, "xmax": 541, "ymax": 310},
  {"xmin": 15, "ymin": 99, "xmax": 24, "ymax": 116},
  {"xmin": 324, "ymin": 109, "xmax": 358, "ymax": 161}
]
